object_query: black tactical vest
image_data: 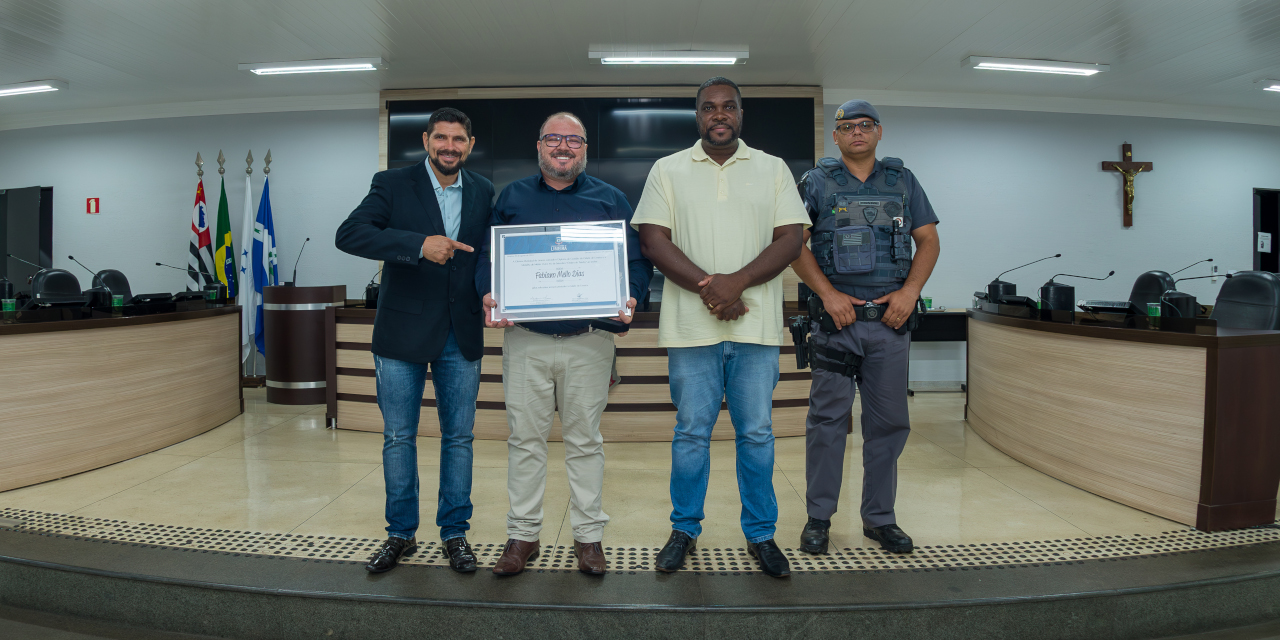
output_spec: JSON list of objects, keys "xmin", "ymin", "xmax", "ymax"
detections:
[{"xmin": 804, "ymin": 157, "xmax": 912, "ymax": 286}]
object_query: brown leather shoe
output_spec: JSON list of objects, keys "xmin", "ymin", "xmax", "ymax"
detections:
[
  {"xmin": 575, "ymin": 541, "xmax": 607, "ymax": 575},
  {"xmin": 492, "ymin": 539, "xmax": 539, "ymax": 575}
]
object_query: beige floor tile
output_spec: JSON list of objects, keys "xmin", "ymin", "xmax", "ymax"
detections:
[
  {"xmin": 911, "ymin": 421, "xmax": 1022, "ymax": 468},
  {"xmin": 783, "ymin": 466, "xmax": 1089, "ymax": 550},
  {"xmin": 208, "ymin": 414, "xmax": 384, "ymax": 464},
  {"xmin": 601, "ymin": 441, "xmax": 672, "ymax": 471},
  {"xmin": 981, "ymin": 466, "xmax": 1188, "ymax": 537},
  {"xmin": 581, "ymin": 468, "xmax": 807, "ymax": 550},
  {"xmin": 72, "ymin": 457, "xmax": 378, "ymax": 532},
  {"xmin": 775, "ymin": 432, "xmax": 967, "ymax": 472},
  {"xmin": 0, "ymin": 454, "xmax": 198, "ymax": 513},
  {"xmin": 155, "ymin": 413, "xmax": 292, "ymax": 457}
]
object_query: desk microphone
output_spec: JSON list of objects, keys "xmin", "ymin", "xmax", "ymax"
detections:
[
  {"xmin": 6, "ymin": 253, "xmax": 44, "ymax": 270},
  {"xmin": 68, "ymin": 255, "xmax": 96, "ymax": 276},
  {"xmin": 1040, "ymin": 270, "xmax": 1113, "ymax": 311},
  {"xmin": 1047, "ymin": 270, "xmax": 1115, "ymax": 283},
  {"xmin": 156, "ymin": 261, "xmax": 227, "ymax": 299},
  {"xmin": 1156, "ymin": 274, "xmax": 1231, "ymax": 318},
  {"xmin": 287, "ymin": 237, "xmax": 310, "ymax": 287},
  {"xmin": 987, "ymin": 254, "xmax": 1061, "ymax": 301},
  {"xmin": 1170, "ymin": 258, "xmax": 1213, "ymax": 276},
  {"xmin": 155, "ymin": 261, "xmax": 216, "ymax": 280}
]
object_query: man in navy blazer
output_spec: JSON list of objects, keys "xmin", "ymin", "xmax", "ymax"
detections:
[{"xmin": 336, "ymin": 107, "xmax": 495, "ymax": 575}]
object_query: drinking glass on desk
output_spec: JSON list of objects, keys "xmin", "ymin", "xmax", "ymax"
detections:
[
  {"xmin": 2, "ymin": 298, "xmax": 14, "ymax": 323},
  {"xmin": 1146, "ymin": 302, "xmax": 1161, "ymax": 329},
  {"xmin": 111, "ymin": 294, "xmax": 124, "ymax": 316}
]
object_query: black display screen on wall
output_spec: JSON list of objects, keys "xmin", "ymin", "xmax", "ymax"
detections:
[{"xmin": 387, "ymin": 97, "xmax": 816, "ymax": 207}]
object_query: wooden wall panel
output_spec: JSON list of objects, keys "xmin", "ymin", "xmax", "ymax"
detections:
[
  {"xmin": 0, "ymin": 314, "xmax": 241, "ymax": 492},
  {"xmin": 966, "ymin": 319, "xmax": 1206, "ymax": 525}
]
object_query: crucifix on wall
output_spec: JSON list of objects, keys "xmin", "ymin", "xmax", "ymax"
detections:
[{"xmin": 1101, "ymin": 143, "xmax": 1153, "ymax": 227}]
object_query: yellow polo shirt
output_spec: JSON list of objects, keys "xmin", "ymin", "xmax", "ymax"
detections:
[{"xmin": 632, "ymin": 140, "xmax": 810, "ymax": 348}]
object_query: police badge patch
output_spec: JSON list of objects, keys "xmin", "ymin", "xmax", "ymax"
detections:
[{"xmin": 863, "ymin": 206, "xmax": 878, "ymax": 224}]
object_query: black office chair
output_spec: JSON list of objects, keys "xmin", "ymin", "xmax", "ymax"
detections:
[
  {"xmin": 92, "ymin": 269, "xmax": 132, "ymax": 301},
  {"xmin": 1128, "ymin": 270, "xmax": 1176, "ymax": 310},
  {"xmin": 22, "ymin": 269, "xmax": 84, "ymax": 309},
  {"xmin": 1209, "ymin": 271, "xmax": 1280, "ymax": 330}
]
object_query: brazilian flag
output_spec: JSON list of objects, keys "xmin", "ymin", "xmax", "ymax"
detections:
[{"xmin": 214, "ymin": 177, "xmax": 238, "ymax": 298}]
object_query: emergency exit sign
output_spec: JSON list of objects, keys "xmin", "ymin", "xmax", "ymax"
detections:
[{"xmin": 86, "ymin": 198, "xmax": 100, "ymax": 214}]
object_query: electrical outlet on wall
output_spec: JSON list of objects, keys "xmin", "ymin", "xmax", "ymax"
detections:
[
  {"xmin": 1211, "ymin": 264, "xmax": 1219, "ymax": 283},
  {"xmin": 1259, "ymin": 232, "xmax": 1273, "ymax": 254}
]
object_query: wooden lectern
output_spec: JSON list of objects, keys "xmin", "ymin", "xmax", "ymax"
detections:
[{"xmin": 263, "ymin": 285, "xmax": 346, "ymax": 404}]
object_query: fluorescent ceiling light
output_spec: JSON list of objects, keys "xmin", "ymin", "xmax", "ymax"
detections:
[
  {"xmin": 1258, "ymin": 79, "xmax": 1280, "ymax": 92},
  {"xmin": 590, "ymin": 50, "xmax": 747, "ymax": 65},
  {"xmin": 238, "ymin": 58, "xmax": 380, "ymax": 75},
  {"xmin": 0, "ymin": 79, "xmax": 67, "ymax": 97},
  {"xmin": 964, "ymin": 56, "xmax": 1108, "ymax": 76}
]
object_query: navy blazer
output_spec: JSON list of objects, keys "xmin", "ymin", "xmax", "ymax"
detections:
[{"xmin": 336, "ymin": 163, "xmax": 495, "ymax": 363}]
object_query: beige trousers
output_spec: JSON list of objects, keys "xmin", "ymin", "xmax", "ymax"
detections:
[{"xmin": 502, "ymin": 325, "xmax": 614, "ymax": 543}]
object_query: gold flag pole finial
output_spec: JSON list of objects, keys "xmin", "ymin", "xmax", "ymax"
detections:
[
  {"xmin": 217, "ymin": 150, "xmax": 226, "ymax": 176},
  {"xmin": 195, "ymin": 152, "xmax": 204, "ymax": 178},
  {"xmin": 245, "ymin": 150, "xmax": 254, "ymax": 176},
  {"xmin": 263, "ymin": 149, "xmax": 272, "ymax": 176}
]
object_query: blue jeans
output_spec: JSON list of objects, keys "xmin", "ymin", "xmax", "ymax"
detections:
[
  {"xmin": 374, "ymin": 329, "xmax": 480, "ymax": 541},
  {"xmin": 668, "ymin": 341, "xmax": 780, "ymax": 543}
]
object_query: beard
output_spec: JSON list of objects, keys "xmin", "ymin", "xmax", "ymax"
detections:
[
  {"xmin": 697, "ymin": 119, "xmax": 742, "ymax": 147},
  {"xmin": 539, "ymin": 150, "xmax": 587, "ymax": 182},
  {"xmin": 429, "ymin": 150, "xmax": 465, "ymax": 176}
]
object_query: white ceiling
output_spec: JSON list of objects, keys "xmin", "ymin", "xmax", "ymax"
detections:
[{"xmin": 2, "ymin": 0, "xmax": 1280, "ymax": 128}]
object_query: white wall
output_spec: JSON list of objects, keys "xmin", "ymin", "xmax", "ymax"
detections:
[
  {"xmin": 4, "ymin": 103, "xmax": 1277, "ymax": 384},
  {"xmin": 0, "ymin": 109, "xmax": 380, "ymax": 296},
  {"xmin": 823, "ymin": 104, "xmax": 1280, "ymax": 308},
  {"xmin": 818, "ymin": 104, "xmax": 1280, "ymax": 384}
]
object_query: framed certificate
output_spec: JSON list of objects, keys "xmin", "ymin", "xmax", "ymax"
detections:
[{"xmin": 490, "ymin": 220, "xmax": 631, "ymax": 323}]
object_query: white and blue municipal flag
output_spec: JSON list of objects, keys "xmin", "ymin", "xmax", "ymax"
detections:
[{"xmin": 252, "ymin": 176, "xmax": 279, "ymax": 356}]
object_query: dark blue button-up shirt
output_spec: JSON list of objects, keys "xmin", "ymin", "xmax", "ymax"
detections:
[{"xmin": 476, "ymin": 172, "xmax": 653, "ymax": 336}]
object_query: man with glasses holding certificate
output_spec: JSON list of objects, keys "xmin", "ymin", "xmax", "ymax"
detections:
[{"xmin": 477, "ymin": 112, "xmax": 652, "ymax": 576}]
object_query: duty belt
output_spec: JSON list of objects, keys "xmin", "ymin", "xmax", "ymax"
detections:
[{"xmin": 810, "ymin": 343, "xmax": 863, "ymax": 379}]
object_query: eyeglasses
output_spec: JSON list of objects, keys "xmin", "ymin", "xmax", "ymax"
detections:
[
  {"xmin": 540, "ymin": 134, "xmax": 586, "ymax": 149},
  {"xmin": 835, "ymin": 121, "xmax": 878, "ymax": 135}
]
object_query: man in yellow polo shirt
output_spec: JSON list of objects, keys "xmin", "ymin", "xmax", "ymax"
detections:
[{"xmin": 634, "ymin": 77, "xmax": 809, "ymax": 578}]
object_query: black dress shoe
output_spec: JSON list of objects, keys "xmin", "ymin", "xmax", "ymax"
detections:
[
  {"xmin": 654, "ymin": 530, "xmax": 696, "ymax": 573},
  {"xmin": 747, "ymin": 539, "xmax": 791, "ymax": 578},
  {"xmin": 864, "ymin": 524, "xmax": 914, "ymax": 554},
  {"xmin": 800, "ymin": 517, "xmax": 831, "ymax": 555},
  {"xmin": 365, "ymin": 536, "xmax": 417, "ymax": 573},
  {"xmin": 443, "ymin": 537, "xmax": 477, "ymax": 573}
]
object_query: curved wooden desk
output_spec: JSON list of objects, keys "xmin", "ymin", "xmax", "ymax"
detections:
[
  {"xmin": 0, "ymin": 307, "xmax": 243, "ymax": 492},
  {"xmin": 326, "ymin": 307, "xmax": 811, "ymax": 442},
  {"xmin": 965, "ymin": 309, "xmax": 1280, "ymax": 531}
]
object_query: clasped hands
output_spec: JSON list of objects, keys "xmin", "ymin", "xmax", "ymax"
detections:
[
  {"xmin": 698, "ymin": 273, "xmax": 750, "ymax": 322},
  {"xmin": 818, "ymin": 286, "xmax": 919, "ymax": 331}
]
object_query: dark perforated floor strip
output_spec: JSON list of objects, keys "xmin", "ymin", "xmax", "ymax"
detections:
[{"xmin": 3, "ymin": 508, "xmax": 1277, "ymax": 575}]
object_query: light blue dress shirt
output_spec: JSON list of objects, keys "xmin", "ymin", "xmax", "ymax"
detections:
[{"xmin": 425, "ymin": 160, "xmax": 464, "ymax": 240}]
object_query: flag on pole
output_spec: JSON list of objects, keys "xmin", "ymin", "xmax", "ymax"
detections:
[
  {"xmin": 252, "ymin": 176, "xmax": 279, "ymax": 355},
  {"xmin": 238, "ymin": 169, "xmax": 256, "ymax": 363},
  {"xmin": 214, "ymin": 177, "xmax": 237, "ymax": 298},
  {"xmin": 188, "ymin": 180, "xmax": 216, "ymax": 290}
]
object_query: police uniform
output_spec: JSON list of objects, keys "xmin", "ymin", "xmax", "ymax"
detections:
[{"xmin": 798, "ymin": 101, "xmax": 940, "ymax": 537}]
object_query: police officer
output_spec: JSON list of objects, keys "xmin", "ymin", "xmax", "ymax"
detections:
[{"xmin": 792, "ymin": 100, "xmax": 941, "ymax": 555}]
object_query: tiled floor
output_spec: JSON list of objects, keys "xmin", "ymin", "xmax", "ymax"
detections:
[{"xmin": 2, "ymin": 389, "xmax": 1275, "ymax": 552}]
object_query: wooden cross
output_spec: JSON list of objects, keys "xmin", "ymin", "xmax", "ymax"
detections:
[{"xmin": 1101, "ymin": 143, "xmax": 1153, "ymax": 227}]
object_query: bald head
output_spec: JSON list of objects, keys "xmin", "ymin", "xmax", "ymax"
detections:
[{"xmin": 539, "ymin": 112, "xmax": 587, "ymax": 139}]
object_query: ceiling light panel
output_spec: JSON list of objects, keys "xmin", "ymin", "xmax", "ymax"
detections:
[
  {"xmin": 238, "ymin": 58, "xmax": 381, "ymax": 75},
  {"xmin": 1258, "ymin": 80, "xmax": 1280, "ymax": 93},
  {"xmin": 589, "ymin": 50, "xmax": 748, "ymax": 66},
  {"xmin": 964, "ymin": 56, "xmax": 1108, "ymax": 76},
  {"xmin": 0, "ymin": 79, "xmax": 67, "ymax": 97}
]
